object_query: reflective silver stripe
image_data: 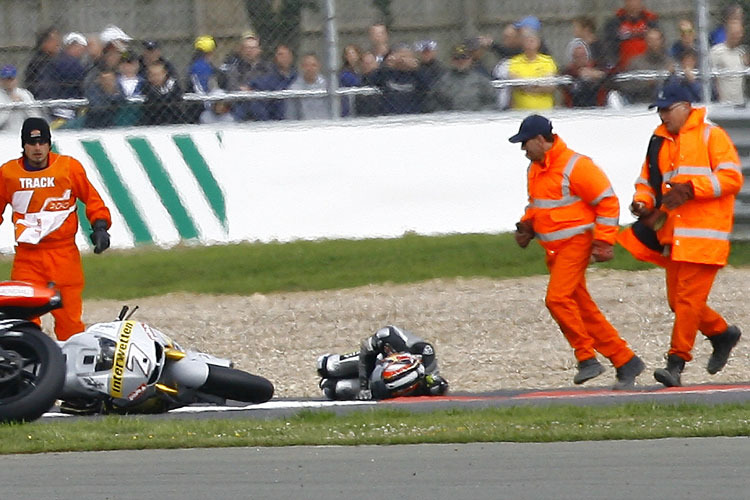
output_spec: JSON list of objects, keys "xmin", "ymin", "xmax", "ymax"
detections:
[
  {"xmin": 673, "ymin": 227, "xmax": 731, "ymax": 240},
  {"xmin": 591, "ymin": 187, "xmax": 615, "ymax": 206},
  {"xmin": 663, "ymin": 166, "xmax": 714, "ymax": 180},
  {"xmin": 596, "ymin": 216, "xmax": 619, "ymax": 226},
  {"xmin": 703, "ymin": 124, "xmax": 712, "ymax": 143},
  {"xmin": 536, "ymin": 223, "xmax": 594, "ymax": 242},
  {"xmin": 530, "ymin": 196, "xmax": 581, "ymax": 209},
  {"xmin": 716, "ymin": 161, "xmax": 742, "ymax": 173},
  {"xmin": 635, "ymin": 176, "xmax": 650, "ymax": 187},
  {"xmin": 560, "ymin": 154, "xmax": 580, "ymax": 198},
  {"xmin": 710, "ymin": 174, "xmax": 721, "ymax": 197}
]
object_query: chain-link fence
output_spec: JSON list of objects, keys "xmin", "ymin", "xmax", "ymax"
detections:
[{"xmin": 0, "ymin": 0, "xmax": 744, "ymax": 131}]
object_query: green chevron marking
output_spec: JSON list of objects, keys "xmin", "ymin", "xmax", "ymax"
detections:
[
  {"xmin": 126, "ymin": 137, "xmax": 199, "ymax": 240},
  {"xmin": 80, "ymin": 140, "xmax": 152, "ymax": 244},
  {"xmin": 173, "ymin": 135, "xmax": 227, "ymax": 229}
]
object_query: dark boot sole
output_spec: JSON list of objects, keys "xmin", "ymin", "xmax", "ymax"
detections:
[{"xmin": 654, "ymin": 368, "xmax": 681, "ymax": 387}]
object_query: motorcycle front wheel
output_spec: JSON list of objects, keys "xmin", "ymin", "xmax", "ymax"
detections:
[
  {"xmin": 0, "ymin": 325, "xmax": 65, "ymax": 423},
  {"xmin": 200, "ymin": 365, "xmax": 274, "ymax": 404}
]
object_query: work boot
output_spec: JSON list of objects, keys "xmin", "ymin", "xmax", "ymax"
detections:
[
  {"xmin": 573, "ymin": 357, "xmax": 605, "ymax": 385},
  {"xmin": 612, "ymin": 355, "xmax": 646, "ymax": 391},
  {"xmin": 707, "ymin": 325, "xmax": 741, "ymax": 375},
  {"xmin": 653, "ymin": 354, "xmax": 685, "ymax": 387}
]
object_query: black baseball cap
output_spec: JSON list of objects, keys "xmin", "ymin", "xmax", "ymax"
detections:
[
  {"xmin": 21, "ymin": 117, "xmax": 51, "ymax": 146},
  {"xmin": 508, "ymin": 114, "xmax": 553, "ymax": 143}
]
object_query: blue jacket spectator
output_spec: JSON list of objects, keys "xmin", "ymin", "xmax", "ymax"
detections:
[
  {"xmin": 339, "ymin": 44, "xmax": 364, "ymax": 117},
  {"xmin": 248, "ymin": 44, "xmax": 297, "ymax": 121},
  {"xmin": 85, "ymin": 69, "xmax": 127, "ymax": 128}
]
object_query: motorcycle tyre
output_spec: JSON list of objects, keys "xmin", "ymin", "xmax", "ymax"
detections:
[
  {"xmin": 200, "ymin": 365, "xmax": 274, "ymax": 404},
  {"xmin": 0, "ymin": 324, "xmax": 65, "ymax": 423}
]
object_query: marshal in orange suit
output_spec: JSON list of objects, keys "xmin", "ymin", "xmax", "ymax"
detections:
[
  {"xmin": 0, "ymin": 117, "xmax": 111, "ymax": 340},
  {"xmin": 509, "ymin": 114, "xmax": 644, "ymax": 390}
]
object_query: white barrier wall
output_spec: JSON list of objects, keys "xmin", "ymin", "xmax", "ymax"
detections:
[{"xmin": 0, "ymin": 109, "xmax": 663, "ymax": 252}]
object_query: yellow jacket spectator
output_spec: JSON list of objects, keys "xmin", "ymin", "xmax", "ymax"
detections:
[{"xmin": 508, "ymin": 29, "xmax": 558, "ymax": 109}]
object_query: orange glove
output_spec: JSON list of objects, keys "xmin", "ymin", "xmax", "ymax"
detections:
[
  {"xmin": 591, "ymin": 239, "xmax": 614, "ymax": 262},
  {"xmin": 662, "ymin": 182, "xmax": 694, "ymax": 210},
  {"xmin": 514, "ymin": 221, "xmax": 534, "ymax": 248}
]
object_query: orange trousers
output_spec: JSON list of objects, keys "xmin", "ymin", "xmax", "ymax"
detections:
[
  {"xmin": 665, "ymin": 260, "xmax": 727, "ymax": 361},
  {"xmin": 544, "ymin": 233, "xmax": 635, "ymax": 368},
  {"xmin": 11, "ymin": 243, "xmax": 85, "ymax": 341}
]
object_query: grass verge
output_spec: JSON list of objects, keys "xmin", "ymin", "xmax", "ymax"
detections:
[{"xmin": 2, "ymin": 402, "xmax": 750, "ymax": 454}]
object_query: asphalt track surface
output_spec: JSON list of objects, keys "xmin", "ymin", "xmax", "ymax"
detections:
[{"xmin": 9, "ymin": 383, "xmax": 750, "ymax": 499}]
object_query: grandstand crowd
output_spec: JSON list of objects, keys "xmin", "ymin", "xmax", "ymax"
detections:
[{"xmin": 0, "ymin": 0, "xmax": 748, "ymax": 130}]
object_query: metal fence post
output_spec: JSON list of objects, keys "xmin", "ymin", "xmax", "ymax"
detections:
[
  {"xmin": 696, "ymin": 0, "xmax": 712, "ymax": 104},
  {"xmin": 324, "ymin": 0, "xmax": 341, "ymax": 120}
]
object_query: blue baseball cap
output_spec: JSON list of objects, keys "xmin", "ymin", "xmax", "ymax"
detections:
[
  {"xmin": 514, "ymin": 16, "xmax": 542, "ymax": 32},
  {"xmin": 0, "ymin": 64, "xmax": 17, "ymax": 79},
  {"xmin": 509, "ymin": 114, "xmax": 553, "ymax": 143},
  {"xmin": 649, "ymin": 80, "xmax": 695, "ymax": 109}
]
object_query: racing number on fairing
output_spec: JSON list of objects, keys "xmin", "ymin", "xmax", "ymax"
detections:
[{"xmin": 126, "ymin": 343, "xmax": 153, "ymax": 378}]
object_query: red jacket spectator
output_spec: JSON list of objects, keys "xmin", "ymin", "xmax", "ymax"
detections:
[{"xmin": 604, "ymin": 2, "xmax": 659, "ymax": 70}]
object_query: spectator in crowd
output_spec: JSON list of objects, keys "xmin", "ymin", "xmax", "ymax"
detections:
[
  {"xmin": 223, "ymin": 34, "xmax": 269, "ymax": 93},
  {"xmin": 710, "ymin": 4, "xmax": 743, "ymax": 46},
  {"xmin": 465, "ymin": 37, "xmax": 493, "ymax": 79},
  {"xmin": 142, "ymin": 60, "xmax": 184, "ymax": 125},
  {"xmin": 426, "ymin": 43, "xmax": 495, "ymax": 112},
  {"xmin": 676, "ymin": 48, "xmax": 702, "ymax": 102},
  {"xmin": 671, "ymin": 19, "xmax": 697, "ymax": 62},
  {"xmin": 603, "ymin": 0, "xmax": 659, "ymax": 71},
  {"xmin": 40, "ymin": 32, "xmax": 88, "ymax": 100},
  {"xmin": 219, "ymin": 29, "xmax": 260, "ymax": 85},
  {"xmin": 0, "ymin": 65, "xmax": 41, "ymax": 133},
  {"xmin": 355, "ymin": 51, "xmax": 383, "ymax": 116},
  {"xmin": 118, "ymin": 52, "xmax": 145, "ymax": 98},
  {"xmin": 618, "ymin": 27, "xmax": 673, "ymax": 104},
  {"xmin": 561, "ymin": 39, "xmax": 608, "ymax": 107},
  {"xmin": 368, "ymin": 23, "xmax": 390, "ymax": 65},
  {"xmin": 117, "ymin": 52, "xmax": 145, "ymax": 126},
  {"xmin": 84, "ymin": 24, "xmax": 132, "ymax": 92},
  {"xmin": 710, "ymin": 20, "xmax": 748, "ymax": 105},
  {"xmin": 85, "ymin": 69, "xmax": 126, "ymax": 128},
  {"xmin": 24, "ymin": 27, "xmax": 61, "ymax": 98},
  {"xmin": 488, "ymin": 24, "xmax": 522, "ymax": 61},
  {"xmin": 339, "ymin": 44, "xmax": 364, "ymax": 117},
  {"xmin": 366, "ymin": 43, "xmax": 428, "ymax": 114},
  {"xmin": 138, "ymin": 40, "xmax": 177, "ymax": 81},
  {"xmin": 185, "ymin": 35, "xmax": 219, "ymax": 123},
  {"xmin": 507, "ymin": 28, "xmax": 558, "ymax": 110},
  {"xmin": 571, "ymin": 16, "xmax": 608, "ymax": 69},
  {"xmin": 249, "ymin": 44, "xmax": 297, "ymax": 121},
  {"xmin": 414, "ymin": 40, "xmax": 444, "ymax": 92},
  {"xmin": 285, "ymin": 53, "xmax": 331, "ymax": 121},
  {"xmin": 200, "ymin": 88, "xmax": 237, "ymax": 124}
]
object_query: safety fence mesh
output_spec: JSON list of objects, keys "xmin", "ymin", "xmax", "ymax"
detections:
[{"xmin": 0, "ymin": 0, "xmax": 745, "ymax": 131}]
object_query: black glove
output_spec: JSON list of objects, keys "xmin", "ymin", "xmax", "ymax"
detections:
[{"xmin": 90, "ymin": 219, "xmax": 110, "ymax": 254}]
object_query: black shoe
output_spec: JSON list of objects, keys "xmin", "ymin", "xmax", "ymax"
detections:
[
  {"xmin": 707, "ymin": 325, "xmax": 741, "ymax": 375},
  {"xmin": 654, "ymin": 354, "xmax": 685, "ymax": 387},
  {"xmin": 613, "ymin": 355, "xmax": 646, "ymax": 391},
  {"xmin": 573, "ymin": 358, "xmax": 605, "ymax": 385}
]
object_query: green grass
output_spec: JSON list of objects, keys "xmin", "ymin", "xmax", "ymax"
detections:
[
  {"xmin": 2, "ymin": 402, "xmax": 750, "ymax": 454},
  {"xmin": 0, "ymin": 232, "xmax": 680, "ymax": 300}
]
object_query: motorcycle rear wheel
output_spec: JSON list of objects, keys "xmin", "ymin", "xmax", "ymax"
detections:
[
  {"xmin": 0, "ymin": 324, "xmax": 65, "ymax": 423},
  {"xmin": 200, "ymin": 365, "xmax": 274, "ymax": 404}
]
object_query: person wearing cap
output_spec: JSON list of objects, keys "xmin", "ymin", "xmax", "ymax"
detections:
[
  {"xmin": 510, "ymin": 114, "xmax": 645, "ymax": 390},
  {"xmin": 507, "ymin": 29, "xmax": 558, "ymax": 110},
  {"xmin": 138, "ymin": 40, "xmax": 177, "ymax": 82},
  {"xmin": 39, "ymin": 31, "xmax": 88, "ymax": 100},
  {"xmin": 413, "ymin": 40, "xmax": 444, "ymax": 91},
  {"xmin": 426, "ymin": 43, "xmax": 495, "ymax": 112},
  {"xmin": 0, "ymin": 117, "xmax": 111, "ymax": 340},
  {"xmin": 0, "ymin": 65, "xmax": 41, "ymax": 133},
  {"xmin": 618, "ymin": 80, "xmax": 743, "ymax": 387}
]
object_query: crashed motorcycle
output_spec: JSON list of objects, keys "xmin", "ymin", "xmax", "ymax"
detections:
[
  {"xmin": 0, "ymin": 281, "xmax": 66, "ymax": 423},
  {"xmin": 59, "ymin": 305, "xmax": 275, "ymax": 414}
]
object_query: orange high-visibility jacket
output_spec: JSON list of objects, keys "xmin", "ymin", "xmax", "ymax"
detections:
[
  {"xmin": 0, "ymin": 152, "xmax": 111, "ymax": 249},
  {"xmin": 632, "ymin": 107, "xmax": 743, "ymax": 266},
  {"xmin": 520, "ymin": 136, "xmax": 620, "ymax": 251}
]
